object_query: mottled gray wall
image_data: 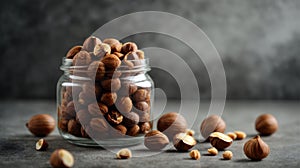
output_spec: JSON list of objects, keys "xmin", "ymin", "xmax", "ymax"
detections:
[{"xmin": 1, "ymin": 0, "xmax": 300, "ymax": 100}]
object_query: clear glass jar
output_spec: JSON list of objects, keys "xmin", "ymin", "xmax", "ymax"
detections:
[{"xmin": 57, "ymin": 58, "xmax": 154, "ymax": 147}]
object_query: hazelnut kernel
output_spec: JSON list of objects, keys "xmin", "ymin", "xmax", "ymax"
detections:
[
  {"xmin": 116, "ymin": 148, "xmax": 132, "ymax": 159},
  {"xmin": 207, "ymin": 147, "xmax": 218, "ymax": 156},
  {"xmin": 234, "ymin": 131, "xmax": 247, "ymax": 140},
  {"xmin": 227, "ymin": 132, "xmax": 237, "ymax": 140},
  {"xmin": 190, "ymin": 149, "xmax": 201, "ymax": 160},
  {"xmin": 50, "ymin": 149, "xmax": 74, "ymax": 168},
  {"xmin": 93, "ymin": 43, "xmax": 111, "ymax": 58},
  {"xmin": 223, "ymin": 151, "xmax": 233, "ymax": 160},
  {"xmin": 186, "ymin": 129, "xmax": 195, "ymax": 137},
  {"xmin": 35, "ymin": 139, "xmax": 48, "ymax": 151}
]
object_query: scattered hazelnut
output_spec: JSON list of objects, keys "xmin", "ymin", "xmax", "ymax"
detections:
[
  {"xmin": 207, "ymin": 147, "xmax": 218, "ymax": 156},
  {"xmin": 50, "ymin": 149, "xmax": 74, "ymax": 168},
  {"xmin": 223, "ymin": 151, "xmax": 233, "ymax": 160},
  {"xmin": 127, "ymin": 125, "xmax": 140, "ymax": 136},
  {"xmin": 82, "ymin": 36, "xmax": 102, "ymax": 52},
  {"xmin": 35, "ymin": 139, "xmax": 48, "ymax": 151},
  {"xmin": 101, "ymin": 92, "xmax": 117, "ymax": 106},
  {"xmin": 189, "ymin": 149, "xmax": 201, "ymax": 160},
  {"xmin": 200, "ymin": 115, "xmax": 226, "ymax": 140},
  {"xmin": 93, "ymin": 43, "xmax": 111, "ymax": 58},
  {"xmin": 209, "ymin": 132, "xmax": 233, "ymax": 150},
  {"xmin": 144, "ymin": 130, "xmax": 169, "ymax": 150},
  {"xmin": 107, "ymin": 111, "xmax": 123, "ymax": 125},
  {"xmin": 185, "ymin": 129, "xmax": 195, "ymax": 137},
  {"xmin": 103, "ymin": 38, "xmax": 122, "ymax": 53},
  {"xmin": 173, "ymin": 133, "xmax": 196, "ymax": 151},
  {"xmin": 234, "ymin": 131, "xmax": 247, "ymax": 140},
  {"xmin": 255, "ymin": 114, "xmax": 278, "ymax": 135},
  {"xmin": 72, "ymin": 51, "xmax": 92, "ymax": 66},
  {"xmin": 116, "ymin": 148, "xmax": 132, "ymax": 159},
  {"xmin": 101, "ymin": 54, "xmax": 121, "ymax": 69},
  {"xmin": 244, "ymin": 135, "xmax": 270, "ymax": 160},
  {"xmin": 66, "ymin": 45, "xmax": 83, "ymax": 59},
  {"xmin": 227, "ymin": 132, "xmax": 237, "ymax": 140},
  {"xmin": 116, "ymin": 97, "xmax": 133, "ymax": 114},
  {"xmin": 157, "ymin": 112, "xmax": 187, "ymax": 140},
  {"xmin": 121, "ymin": 42, "xmax": 138, "ymax": 54},
  {"xmin": 26, "ymin": 114, "xmax": 55, "ymax": 137}
]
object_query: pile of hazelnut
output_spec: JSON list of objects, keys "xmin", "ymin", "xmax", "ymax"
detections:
[{"xmin": 58, "ymin": 36, "xmax": 152, "ymax": 140}]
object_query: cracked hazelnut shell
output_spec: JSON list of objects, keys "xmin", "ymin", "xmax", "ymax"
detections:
[{"xmin": 173, "ymin": 133, "xmax": 196, "ymax": 151}]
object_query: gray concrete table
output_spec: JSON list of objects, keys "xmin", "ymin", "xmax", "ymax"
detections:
[{"xmin": 0, "ymin": 100, "xmax": 299, "ymax": 168}]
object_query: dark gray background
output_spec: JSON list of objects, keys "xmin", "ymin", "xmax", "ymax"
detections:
[{"xmin": 1, "ymin": 0, "xmax": 300, "ymax": 100}]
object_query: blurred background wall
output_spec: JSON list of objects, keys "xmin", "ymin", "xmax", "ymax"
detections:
[{"xmin": 1, "ymin": 0, "xmax": 300, "ymax": 100}]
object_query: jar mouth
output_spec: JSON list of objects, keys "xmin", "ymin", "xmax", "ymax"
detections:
[{"xmin": 60, "ymin": 57, "xmax": 151, "ymax": 73}]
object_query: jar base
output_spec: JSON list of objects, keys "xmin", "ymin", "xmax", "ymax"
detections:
[{"xmin": 61, "ymin": 133, "xmax": 144, "ymax": 147}]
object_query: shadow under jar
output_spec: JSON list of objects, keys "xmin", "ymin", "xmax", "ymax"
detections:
[{"xmin": 57, "ymin": 58, "xmax": 154, "ymax": 147}]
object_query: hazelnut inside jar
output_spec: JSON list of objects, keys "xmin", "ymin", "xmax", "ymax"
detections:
[{"xmin": 57, "ymin": 37, "xmax": 154, "ymax": 147}]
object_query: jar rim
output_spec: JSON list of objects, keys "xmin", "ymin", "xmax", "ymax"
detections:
[{"xmin": 60, "ymin": 57, "xmax": 151, "ymax": 73}]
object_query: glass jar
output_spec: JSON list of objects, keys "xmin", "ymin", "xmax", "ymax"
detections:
[{"xmin": 57, "ymin": 57, "xmax": 154, "ymax": 147}]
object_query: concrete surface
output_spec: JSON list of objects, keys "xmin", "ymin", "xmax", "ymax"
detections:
[{"xmin": 0, "ymin": 100, "xmax": 299, "ymax": 167}]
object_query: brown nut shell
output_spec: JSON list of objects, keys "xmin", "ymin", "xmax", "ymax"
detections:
[
  {"xmin": 116, "ymin": 97, "xmax": 133, "ymax": 114},
  {"xmin": 90, "ymin": 118, "xmax": 109, "ymax": 133},
  {"xmin": 132, "ymin": 89, "xmax": 149, "ymax": 102},
  {"xmin": 67, "ymin": 119, "xmax": 82, "ymax": 137},
  {"xmin": 101, "ymin": 78, "xmax": 121, "ymax": 92},
  {"xmin": 209, "ymin": 132, "xmax": 233, "ymax": 150},
  {"xmin": 255, "ymin": 114, "xmax": 278, "ymax": 136},
  {"xmin": 101, "ymin": 92, "xmax": 117, "ymax": 106},
  {"xmin": 26, "ymin": 114, "xmax": 55, "ymax": 137},
  {"xmin": 157, "ymin": 112, "xmax": 187, "ymax": 140},
  {"xmin": 72, "ymin": 51, "xmax": 92, "ymax": 66},
  {"xmin": 50, "ymin": 149, "xmax": 74, "ymax": 168},
  {"xmin": 103, "ymin": 38, "xmax": 122, "ymax": 53},
  {"xmin": 173, "ymin": 133, "xmax": 196, "ymax": 151},
  {"xmin": 144, "ymin": 130, "xmax": 169, "ymax": 150},
  {"xmin": 121, "ymin": 42, "xmax": 138, "ymax": 54},
  {"xmin": 127, "ymin": 125, "xmax": 140, "ymax": 136},
  {"xmin": 87, "ymin": 61, "xmax": 105, "ymax": 80},
  {"xmin": 82, "ymin": 36, "xmax": 102, "ymax": 52},
  {"xmin": 139, "ymin": 122, "xmax": 151, "ymax": 134},
  {"xmin": 88, "ymin": 102, "xmax": 108, "ymax": 116},
  {"xmin": 101, "ymin": 54, "xmax": 121, "ymax": 69},
  {"xmin": 200, "ymin": 115, "xmax": 226, "ymax": 140},
  {"xmin": 122, "ymin": 112, "xmax": 139, "ymax": 127},
  {"xmin": 66, "ymin": 45, "xmax": 83, "ymax": 59},
  {"xmin": 243, "ymin": 135, "xmax": 270, "ymax": 160}
]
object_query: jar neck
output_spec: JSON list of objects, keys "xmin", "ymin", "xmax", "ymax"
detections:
[{"xmin": 60, "ymin": 58, "xmax": 150, "ymax": 74}]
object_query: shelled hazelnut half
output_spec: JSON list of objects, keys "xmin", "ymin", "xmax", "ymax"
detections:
[
  {"xmin": 35, "ymin": 139, "xmax": 48, "ymax": 151},
  {"xmin": 173, "ymin": 133, "xmax": 196, "ymax": 151},
  {"xmin": 209, "ymin": 132, "xmax": 233, "ymax": 150},
  {"xmin": 116, "ymin": 148, "xmax": 132, "ymax": 159}
]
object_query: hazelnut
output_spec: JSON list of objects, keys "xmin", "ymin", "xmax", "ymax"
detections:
[
  {"xmin": 185, "ymin": 129, "xmax": 195, "ymax": 137},
  {"xmin": 127, "ymin": 125, "xmax": 140, "ymax": 136},
  {"xmin": 67, "ymin": 119, "xmax": 82, "ymax": 137},
  {"xmin": 144, "ymin": 130, "xmax": 169, "ymax": 150},
  {"xmin": 81, "ymin": 126, "xmax": 90, "ymax": 138},
  {"xmin": 88, "ymin": 102, "xmax": 108, "ymax": 116},
  {"xmin": 26, "ymin": 114, "xmax": 55, "ymax": 137},
  {"xmin": 101, "ymin": 54, "xmax": 121, "ymax": 69},
  {"xmin": 173, "ymin": 133, "xmax": 196, "ymax": 151},
  {"xmin": 107, "ymin": 111, "xmax": 123, "ymax": 125},
  {"xmin": 136, "ymin": 50, "xmax": 145, "ymax": 59},
  {"xmin": 138, "ymin": 112, "xmax": 150, "ymax": 122},
  {"xmin": 93, "ymin": 43, "xmax": 111, "ymax": 59},
  {"xmin": 66, "ymin": 45, "xmax": 82, "ymax": 59},
  {"xmin": 82, "ymin": 36, "xmax": 102, "ymax": 52},
  {"xmin": 72, "ymin": 51, "xmax": 92, "ymax": 66},
  {"xmin": 116, "ymin": 148, "xmax": 132, "ymax": 159},
  {"xmin": 63, "ymin": 101, "xmax": 76, "ymax": 119},
  {"xmin": 103, "ymin": 38, "xmax": 122, "ymax": 53},
  {"xmin": 135, "ymin": 101, "xmax": 149, "ymax": 112},
  {"xmin": 58, "ymin": 119, "xmax": 68, "ymax": 132},
  {"xmin": 101, "ymin": 78, "xmax": 121, "ymax": 92},
  {"xmin": 116, "ymin": 97, "xmax": 133, "ymax": 114},
  {"xmin": 244, "ymin": 135, "xmax": 270, "ymax": 160},
  {"xmin": 189, "ymin": 149, "xmax": 201, "ymax": 160},
  {"xmin": 112, "ymin": 125, "xmax": 127, "ymax": 136},
  {"xmin": 78, "ymin": 91, "xmax": 93, "ymax": 105},
  {"xmin": 157, "ymin": 112, "xmax": 187, "ymax": 140},
  {"xmin": 123, "ymin": 51, "xmax": 140, "ymax": 68},
  {"xmin": 101, "ymin": 92, "xmax": 117, "ymax": 106},
  {"xmin": 255, "ymin": 114, "xmax": 278, "ymax": 135},
  {"xmin": 76, "ymin": 109, "xmax": 91, "ymax": 125},
  {"xmin": 132, "ymin": 89, "xmax": 149, "ymax": 102},
  {"xmin": 118, "ymin": 82, "xmax": 138, "ymax": 96},
  {"xmin": 50, "ymin": 149, "xmax": 74, "ymax": 168},
  {"xmin": 200, "ymin": 115, "xmax": 226, "ymax": 140},
  {"xmin": 139, "ymin": 122, "xmax": 151, "ymax": 134},
  {"xmin": 35, "ymin": 139, "xmax": 48, "ymax": 151},
  {"xmin": 227, "ymin": 132, "xmax": 237, "ymax": 140},
  {"xmin": 87, "ymin": 61, "xmax": 105, "ymax": 80},
  {"xmin": 207, "ymin": 147, "xmax": 218, "ymax": 156},
  {"xmin": 82, "ymin": 82, "xmax": 102, "ymax": 98},
  {"xmin": 222, "ymin": 151, "xmax": 233, "ymax": 160},
  {"xmin": 234, "ymin": 131, "xmax": 247, "ymax": 140},
  {"xmin": 113, "ymin": 52, "xmax": 124, "ymax": 60},
  {"xmin": 121, "ymin": 42, "xmax": 138, "ymax": 54},
  {"xmin": 209, "ymin": 132, "xmax": 233, "ymax": 150},
  {"xmin": 90, "ymin": 118, "xmax": 109, "ymax": 133},
  {"xmin": 122, "ymin": 112, "xmax": 139, "ymax": 127}
]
